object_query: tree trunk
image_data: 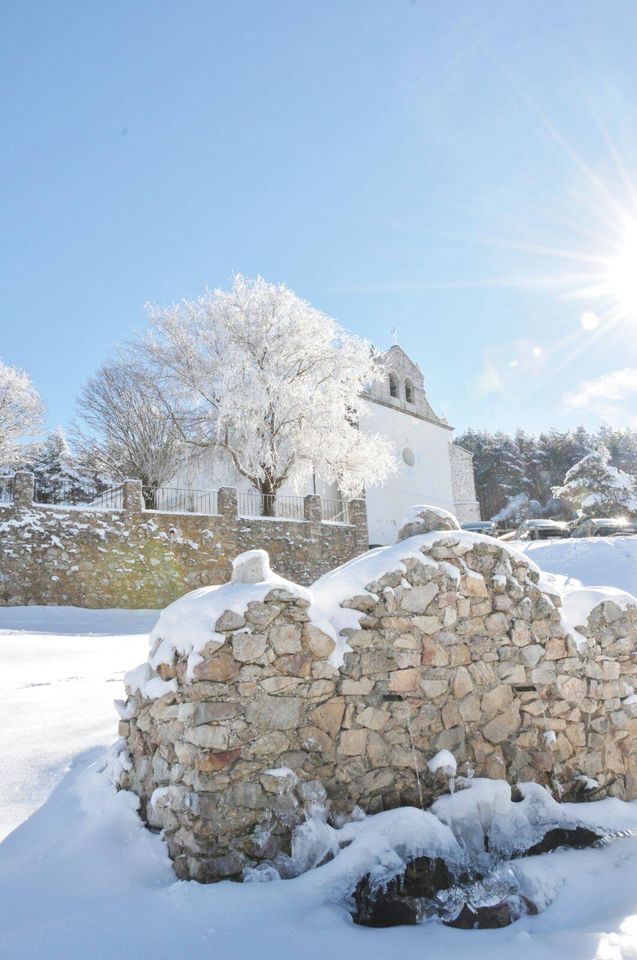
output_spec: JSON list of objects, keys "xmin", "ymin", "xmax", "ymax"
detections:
[{"xmin": 258, "ymin": 476, "xmax": 277, "ymax": 517}]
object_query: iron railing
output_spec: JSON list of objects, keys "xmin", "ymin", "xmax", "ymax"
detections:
[
  {"xmin": 152, "ymin": 487, "xmax": 219, "ymax": 515},
  {"xmin": 237, "ymin": 491, "xmax": 305, "ymax": 520},
  {"xmin": 33, "ymin": 479, "xmax": 124, "ymax": 510},
  {"xmin": 0, "ymin": 476, "xmax": 13, "ymax": 505},
  {"xmin": 321, "ymin": 498, "xmax": 350, "ymax": 523}
]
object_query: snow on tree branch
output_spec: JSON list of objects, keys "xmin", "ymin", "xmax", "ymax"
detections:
[
  {"xmin": 0, "ymin": 359, "xmax": 43, "ymax": 469},
  {"xmin": 552, "ymin": 445, "xmax": 637, "ymax": 517},
  {"xmin": 142, "ymin": 274, "xmax": 398, "ymax": 498}
]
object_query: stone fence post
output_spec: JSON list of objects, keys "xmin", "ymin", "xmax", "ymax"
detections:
[
  {"xmin": 218, "ymin": 487, "xmax": 238, "ymax": 519},
  {"xmin": 13, "ymin": 471, "xmax": 34, "ymax": 508},
  {"xmin": 123, "ymin": 479, "xmax": 144, "ymax": 513},
  {"xmin": 303, "ymin": 494, "xmax": 322, "ymax": 522},
  {"xmin": 348, "ymin": 497, "xmax": 369, "ymax": 552}
]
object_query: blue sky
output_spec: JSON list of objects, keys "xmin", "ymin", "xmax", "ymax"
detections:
[{"xmin": 3, "ymin": 0, "xmax": 637, "ymax": 436}]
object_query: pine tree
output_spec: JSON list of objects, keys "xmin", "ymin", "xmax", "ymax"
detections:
[
  {"xmin": 31, "ymin": 427, "xmax": 94, "ymax": 504},
  {"xmin": 552, "ymin": 446, "xmax": 637, "ymax": 518}
]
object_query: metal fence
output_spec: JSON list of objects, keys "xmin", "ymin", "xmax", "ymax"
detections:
[
  {"xmin": 0, "ymin": 476, "xmax": 13, "ymax": 505},
  {"xmin": 152, "ymin": 487, "xmax": 219, "ymax": 515},
  {"xmin": 321, "ymin": 498, "xmax": 350, "ymax": 523},
  {"xmin": 237, "ymin": 491, "xmax": 305, "ymax": 520},
  {"xmin": 33, "ymin": 479, "xmax": 124, "ymax": 510}
]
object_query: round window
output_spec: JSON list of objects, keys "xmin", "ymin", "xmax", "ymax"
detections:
[{"xmin": 402, "ymin": 447, "xmax": 415, "ymax": 466}]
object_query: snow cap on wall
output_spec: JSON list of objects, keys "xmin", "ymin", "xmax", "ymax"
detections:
[{"xmin": 396, "ymin": 504, "xmax": 461, "ymax": 541}]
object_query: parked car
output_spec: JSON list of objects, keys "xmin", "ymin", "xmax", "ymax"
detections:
[
  {"xmin": 512, "ymin": 519, "xmax": 570, "ymax": 541},
  {"xmin": 570, "ymin": 517, "xmax": 637, "ymax": 538},
  {"xmin": 461, "ymin": 520, "xmax": 498, "ymax": 536}
]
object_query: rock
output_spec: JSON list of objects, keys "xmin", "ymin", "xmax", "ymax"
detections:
[
  {"xmin": 273, "ymin": 652, "xmax": 312, "ymax": 677},
  {"xmin": 482, "ymin": 702, "xmax": 521, "ymax": 744},
  {"xmin": 194, "ymin": 652, "xmax": 239, "ymax": 682},
  {"xmin": 396, "ymin": 505, "xmax": 460, "ymax": 541},
  {"xmin": 352, "ymin": 856, "xmax": 455, "ymax": 927},
  {"xmin": 352, "ymin": 890, "xmax": 424, "ymax": 928},
  {"xmin": 195, "ymin": 749, "xmax": 241, "ymax": 772},
  {"xmin": 270, "ymin": 624, "xmax": 302, "ymax": 654},
  {"xmin": 444, "ymin": 895, "xmax": 537, "ymax": 929},
  {"xmin": 389, "ymin": 668, "xmax": 420, "ymax": 693},
  {"xmin": 355, "ymin": 706, "xmax": 390, "ymax": 731},
  {"xmin": 338, "ymin": 729, "xmax": 368, "ymax": 756},
  {"xmin": 185, "ymin": 701, "xmax": 243, "ymax": 724},
  {"xmin": 215, "ymin": 609, "xmax": 246, "ymax": 632},
  {"xmin": 231, "ymin": 549, "xmax": 271, "ymax": 583},
  {"xmin": 481, "ymin": 684, "xmax": 513, "ymax": 718},
  {"xmin": 232, "ymin": 633, "xmax": 267, "ymax": 662},
  {"xmin": 460, "ymin": 572, "xmax": 488, "ymax": 597},
  {"xmin": 245, "ymin": 695, "xmax": 304, "ymax": 731},
  {"xmin": 244, "ymin": 601, "xmax": 280, "ymax": 630},
  {"xmin": 303, "ymin": 624, "xmax": 336, "ymax": 658},
  {"xmin": 401, "ymin": 582, "xmax": 440, "ymax": 614},
  {"xmin": 310, "ymin": 697, "xmax": 345, "ymax": 737},
  {"xmin": 184, "ymin": 725, "xmax": 229, "ymax": 750},
  {"xmin": 521, "ymin": 825, "xmax": 603, "ymax": 856},
  {"xmin": 453, "ymin": 666, "xmax": 473, "ymax": 699}
]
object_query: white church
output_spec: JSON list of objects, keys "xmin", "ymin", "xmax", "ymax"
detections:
[{"xmin": 172, "ymin": 344, "xmax": 480, "ymax": 546}]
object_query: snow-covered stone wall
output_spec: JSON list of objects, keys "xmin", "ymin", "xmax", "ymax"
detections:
[
  {"xmin": 117, "ymin": 517, "xmax": 637, "ymax": 882},
  {"xmin": 0, "ymin": 478, "xmax": 367, "ymax": 608}
]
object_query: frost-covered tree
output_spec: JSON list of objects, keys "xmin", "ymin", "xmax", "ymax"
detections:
[
  {"xmin": 31, "ymin": 427, "xmax": 94, "ymax": 504},
  {"xmin": 142, "ymin": 274, "xmax": 397, "ymax": 511},
  {"xmin": 75, "ymin": 358, "xmax": 183, "ymax": 508},
  {"xmin": 552, "ymin": 446, "xmax": 637, "ymax": 518},
  {"xmin": 0, "ymin": 359, "xmax": 43, "ymax": 469}
]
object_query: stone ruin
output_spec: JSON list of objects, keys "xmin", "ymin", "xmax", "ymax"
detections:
[{"xmin": 115, "ymin": 506, "xmax": 637, "ymax": 883}]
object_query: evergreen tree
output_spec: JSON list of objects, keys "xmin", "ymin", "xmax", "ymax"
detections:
[
  {"xmin": 552, "ymin": 446, "xmax": 637, "ymax": 518},
  {"xmin": 31, "ymin": 427, "xmax": 94, "ymax": 504}
]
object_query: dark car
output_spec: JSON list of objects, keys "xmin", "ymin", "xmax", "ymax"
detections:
[
  {"xmin": 570, "ymin": 517, "xmax": 637, "ymax": 538},
  {"xmin": 461, "ymin": 520, "xmax": 498, "ymax": 537},
  {"xmin": 513, "ymin": 519, "xmax": 570, "ymax": 541}
]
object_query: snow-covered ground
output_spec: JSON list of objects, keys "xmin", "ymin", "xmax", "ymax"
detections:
[
  {"xmin": 3, "ymin": 535, "xmax": 637, "ymax": 960},
  {"xmin": 517, "ymin": 535, "xmax": 637, "ymax": 597},
  {"xmin": 0, "ymin": 606, "xmax": 157, "ymax": 841}
]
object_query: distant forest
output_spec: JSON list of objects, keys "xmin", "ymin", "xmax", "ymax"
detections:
[{"xmin": 455, "ymin": 426, "xmax": 637, "ymax": 522}]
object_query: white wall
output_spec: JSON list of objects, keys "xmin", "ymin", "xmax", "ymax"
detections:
[{"xmin": 361, "ymin": 399, "xmax": 456, "ymax": 545}]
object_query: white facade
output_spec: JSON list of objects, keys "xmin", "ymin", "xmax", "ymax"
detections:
[
  {"xmin": 170, "ymin": 344, "xmax": 480, "ymax": 544},
  {"xmin": 359, "ymin": 346, "xmax": 479, "ymax": 543}
]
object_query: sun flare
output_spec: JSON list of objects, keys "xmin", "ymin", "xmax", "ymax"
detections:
[{"xmin": 604, "ymin": 220, "xmax": 637, "ymax": 320}]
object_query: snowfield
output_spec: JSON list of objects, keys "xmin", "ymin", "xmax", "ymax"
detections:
[
  {"xmin": 3, "ymin": 533, "xmax": 637, "ymax": 959},
  {"xmin": 0, "ymin": 606, "xmax": 157, "ymax": 841},
  {"xmin": 518, "ymin": 534, "xmax": 637, "ymax": 597}
]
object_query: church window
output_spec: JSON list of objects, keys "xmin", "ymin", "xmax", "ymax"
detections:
[
  {"xmin": 404, "ymin": 379, "xmax": 415, "ymax": 404},
  {"xmin": 402, "ymin": 447, "xmax": 415, "ymax": 466},
  {"xmin": 389, "ymin": 372, "xmax": 399, "ymax": 398}
]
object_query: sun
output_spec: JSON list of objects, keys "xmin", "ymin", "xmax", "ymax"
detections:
[{"xmin": 603, "ymin": 220, "xmax": 637, "ymax": 320}]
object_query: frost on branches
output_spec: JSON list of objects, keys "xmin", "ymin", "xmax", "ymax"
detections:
[
  {"xmin": 0, "ymin": 359, "xmax": 43, "ymax": 470},
  {"xmin": 143, "ymin": 274, "xmax": 398, "ymax": 500},
  {"xmin": 552, "ymin": 446, "xmax": 637, "ymax": 518},
  {"xmin": 31, "ymin": 427, "xmax": 95, "ymax": 504}
]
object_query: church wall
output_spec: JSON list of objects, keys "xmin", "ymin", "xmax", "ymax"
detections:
[
  {"xmin": 361, "ymin": 398, "xmax": 456, "ymax": 545},
  {"xmin": 449, "ymin": 444, "xmax": 481, "ymax": 523}
]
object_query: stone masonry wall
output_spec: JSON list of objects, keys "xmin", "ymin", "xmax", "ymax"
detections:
[
  {"xmin": 118, "ymin": 532, "xmax": 637, "ymax": 882},
  {"xmin": 449, "ymin": 443, "xmax": 481, "ymax": 523},
  {"xmin": 0, "ymin": 474, "xmax": 367, "ymax": 608}
]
